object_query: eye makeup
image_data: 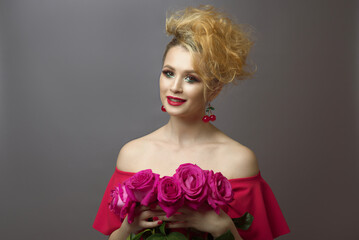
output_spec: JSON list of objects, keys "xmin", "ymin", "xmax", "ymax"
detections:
[
  {"xmin": 184, "ymin": 75, "xmax": 200, "ymax": 83},
  {"xmin": 162, "ymin": 70, "xmax": 200, "ymax": 83},
  {"xmin": 162, "ymin": 70, "xmax": 175, "ymax": 78}
]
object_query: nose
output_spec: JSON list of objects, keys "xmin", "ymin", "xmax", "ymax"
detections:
[{"xmin": 170, "ymin": 76, "xmax": 183, "ymax": 93}]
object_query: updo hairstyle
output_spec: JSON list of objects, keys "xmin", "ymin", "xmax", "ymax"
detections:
[{"xmin": 163, "ymin": 5, "xmax": 255, "ymax": 101}]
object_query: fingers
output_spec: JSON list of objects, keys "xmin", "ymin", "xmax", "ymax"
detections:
[
  {"xmin": 155, "ymin": 214, "xmax": 188, "ymax": 229},
  {"xmin": 176, "ymin": 206, "xmax": 194, "ymax": 214},
  {"xmin": 140, "ymin": 219, "xmax": 164, "ymax": 229},
  {"xmin": 157, "ymin": 214, "xmax": 185, "ymax": 222},
  {"xmin": 166, "ymin": 221, "xmax": 187, "ymax": 229},
  {"xmin": 137, "ymin": 205, "xmax": 165, "ymax": 215},
  {"xmin": 136, "ymin": 210, "xmax": 166, "ymax": 230},
  {"xmin": 139, "ymin": 210, "xmax": 166, "ymax": 220},
  {"xmin": 136, "ymin": 204, "xmax": 166, "ymax": 219},
  {"xmin": 126, "ymin": 206, "xmax": 167, "ymax": 233}
]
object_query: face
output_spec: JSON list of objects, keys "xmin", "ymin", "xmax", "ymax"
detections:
[{"xmin": 160, "ymin": 45, "xmax": 206, "ymax": 119}]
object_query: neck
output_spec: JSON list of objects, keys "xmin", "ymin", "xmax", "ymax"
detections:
[{"xmin": 163, "ymin": 116, "xmax": 216, "ymax": 146}]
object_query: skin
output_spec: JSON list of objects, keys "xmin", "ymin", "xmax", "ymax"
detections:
[
  {"xmin": 109, "ymin": 45, "xmax": 259, "ymax": 240},
  {"xmin": 160, "ymin": 46, "xmax": 207, "ymax": 121}
]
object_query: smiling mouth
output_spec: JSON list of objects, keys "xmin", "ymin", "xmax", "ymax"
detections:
[
  {"xmin": 167, "ymin": 96, "xmax": 186, "ymax": 102},
  {"xmin": 167, "ymin": 96, "xmax": 186, "ymax": 106}
]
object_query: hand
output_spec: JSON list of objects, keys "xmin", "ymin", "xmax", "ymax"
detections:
[
  {"xmin": 122, "ymin": 205, "xmax": 167, "ymax": 234},
  {"xmin": 159, "ymin": 205, "xmax": 234, "ymax": 237}
]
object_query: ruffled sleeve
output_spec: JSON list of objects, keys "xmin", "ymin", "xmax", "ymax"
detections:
[
  {"xmin": 227, "ymin": 171, "xmax": 290, "ymax": 239},
  {"xmin": 93, "ymin": 168, "xmax": 135, "ymax": 235}
]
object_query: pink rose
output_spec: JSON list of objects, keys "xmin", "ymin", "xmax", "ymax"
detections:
[
  {"xmin": 174, "ymin": 163, "xmax": 208, "ymax": 210},
  {"xmin": 109, "ymin": 184, "xmax": 135, "ymax": 223},
  {"xmin": 157, "ymin": 176, "xmax": 184, "ymax": 217},
  {"xmin": 207, "ymin": 171, "xmax": 234, "ymax": 214},
  {"xmin": 120, "ymin": 200, "xmax": 137, "ymax": 224},
  {"xmin": 124, "ymin": 169, "xmax": 159, "ymax": 206},
  {"xmin": 122, "ymin": 169, "xmax": 159, "ymax": 224},
  {"xmin": 109, "ymin": 185, "xmax": 128, "ymax": 215}
]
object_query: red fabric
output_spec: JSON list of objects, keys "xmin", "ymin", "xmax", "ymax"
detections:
[{"xmin": 93, "ymin": 167, "xmax": 290, "ymax": 239}]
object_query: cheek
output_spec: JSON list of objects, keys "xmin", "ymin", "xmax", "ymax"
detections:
[
  {"xmin": 159, "ymin": 77, "xmax": 167, "ymax": 93},
  {"xmin": 186, "ymin": 86, "xmax": 206, "ymax": 106},
  {"xmin": 159, "ymin": 77, "xmax": 170, "ymax": 104},
  {"xmin": 189, "ymin": 86, "xmax": 204, "ymax": 100}
]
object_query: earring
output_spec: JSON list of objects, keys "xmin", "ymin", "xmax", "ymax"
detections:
[
  {"xmin": 161, "ymin": 105, "xmax": 166, "ymax": 112},
  {"xmin": 202, "ymin": 103, "xmax": 216, "ymax": 122}
]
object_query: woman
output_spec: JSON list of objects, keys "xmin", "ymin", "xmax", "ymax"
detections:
[{"xmin": 94, "ymin": 5, "xmax": 290, "ymax": 240}]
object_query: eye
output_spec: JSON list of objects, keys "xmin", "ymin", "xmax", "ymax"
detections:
[
  {"xmin": 162, "ymin": 70, "xmax": 174, "ymax": 78},
  {"xmin": 184, "ymin": 75, "xmax": 199, "ymax": 83}
]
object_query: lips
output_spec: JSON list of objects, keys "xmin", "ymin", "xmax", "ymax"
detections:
[{"xmin": 167, "ymin": 96, "xmax": 186, "ymax": 106}]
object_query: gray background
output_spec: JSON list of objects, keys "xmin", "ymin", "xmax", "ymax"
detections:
[{"xmin": 0, "ymin": 0, "xmax": 358, "ymax": 239}]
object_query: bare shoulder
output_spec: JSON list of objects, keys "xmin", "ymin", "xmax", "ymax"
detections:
[
  {"xmin": 116, "ymin": 128, "xmax": 163, "ymax": 172},
  {"xmin": 116, "ymin": 136, "xmax": 149, "ymax": 172},
  {"xmin": 216, "ymin": 136, "xmax": 259, "ymax": 179}
]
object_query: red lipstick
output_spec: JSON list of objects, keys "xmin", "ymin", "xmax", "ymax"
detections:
[{"xmin": 167, "ymin": 96, "xmax": 186, "ymax": 106}]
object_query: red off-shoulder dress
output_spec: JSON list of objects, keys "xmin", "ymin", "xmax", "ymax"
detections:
[{"xmin": 93, "ymin": 167, "xmax": 290, "ymax": 240}]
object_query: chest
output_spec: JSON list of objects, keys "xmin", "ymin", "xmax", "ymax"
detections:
[{"xmin": 135, "ymin": 143, "xmax": 230, "ymax": 177}]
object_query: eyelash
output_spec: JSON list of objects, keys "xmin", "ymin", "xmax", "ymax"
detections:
[
  {"xmin": 162, "ymin": 70, "xmax": 199, "ymax": 83},
  {"xmin": 162, "ymin": 70, "xmax": 174, "ymax": 78}
]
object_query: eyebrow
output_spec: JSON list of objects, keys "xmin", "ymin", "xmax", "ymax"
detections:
[{"xmin": 162, "ymin": 65, "xmax": 197, "ymax": 74}]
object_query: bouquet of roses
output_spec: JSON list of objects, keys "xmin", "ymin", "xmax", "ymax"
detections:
[{"xmin": 109, "ymin": 163, "xmax": 253, "ymax": 240}]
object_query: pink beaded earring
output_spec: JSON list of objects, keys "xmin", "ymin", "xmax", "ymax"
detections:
[
  {"xmin": 202, "ymin": 103, "xmax": 216, "ymax": 122},
  {"xmin": 161, "ymin": 105, "xmax": 166, "ymax": 112}
]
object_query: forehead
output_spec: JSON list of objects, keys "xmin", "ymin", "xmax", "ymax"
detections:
[{"xmin": 163, "ymin": 46, "xmax": 194, "ymax": 71}]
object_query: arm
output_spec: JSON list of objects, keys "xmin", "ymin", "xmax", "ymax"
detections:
[
  {"xmin": 210, "ymin": 212, "xmax": 243, "ymax": 240},
  {"xmin": 109, "ymin": 222, "xmax": 131, "ymax": 240}
]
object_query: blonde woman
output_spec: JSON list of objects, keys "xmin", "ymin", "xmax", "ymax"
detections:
[{"xmin": 94, "ymin": 5, "xmax": 290, "ymax": 240}]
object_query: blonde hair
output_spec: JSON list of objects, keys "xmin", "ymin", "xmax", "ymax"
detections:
[{"xmin": 164, "ymin": 5, "xmax": 255, "ymax": 101}]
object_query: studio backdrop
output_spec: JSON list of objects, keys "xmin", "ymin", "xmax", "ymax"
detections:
[{"xmin": 0, "ymin": 0, "xmax": 358, "ymax": 239}]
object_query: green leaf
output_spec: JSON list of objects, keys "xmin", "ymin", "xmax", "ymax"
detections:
[
  {"xmin": 159, "ymin": 222, "xmax": 166, "ymax": 235},
  {"xmin": 147, "ymin": 233, "xmax": 166, "ymax": 240},
  {"xmin": 127, "ymin": 233, "xmax": 135, "ymax": 240},
  {"xmin": 209, "ymin": 107, "xmax": 215, "ymax": 110},
  {"xmin": 232, "ymin": 212, "xmax": 254, "ymax": 230},
  {"xmin": 133, "ymin": 229, "xmax": 152, "ymax": 240},
  {"xmin": 167, "ymin": 232, "xmax": 188, "ymax": 240},
  {"xmin": 214, "ymin": 230, "xmax": 234, "ymax": 240}
]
